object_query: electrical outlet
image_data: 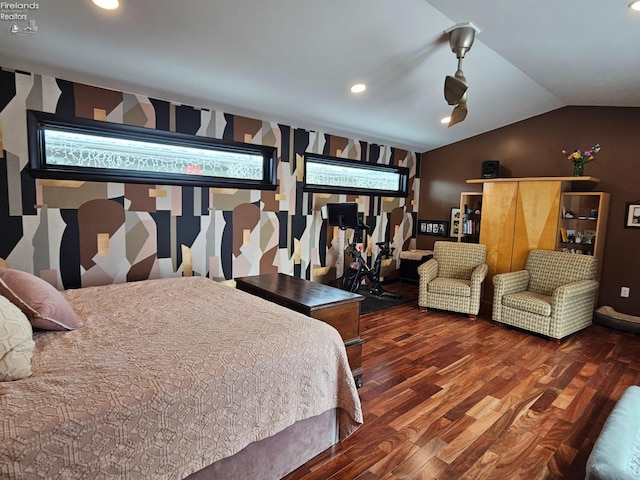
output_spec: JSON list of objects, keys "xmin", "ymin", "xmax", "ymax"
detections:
[{"xmin": 621, "ymin": 287, "xmax": 630, "ymax": 298}]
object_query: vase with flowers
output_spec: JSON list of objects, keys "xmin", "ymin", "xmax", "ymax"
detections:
[{"xmin": 562, "ymin": 144, "xmax": 601, "ymax": 176}]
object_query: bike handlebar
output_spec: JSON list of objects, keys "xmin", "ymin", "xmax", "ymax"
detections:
[{"xmin": 346, "ymin": 241, "xmax": 394, "ymax": 259}]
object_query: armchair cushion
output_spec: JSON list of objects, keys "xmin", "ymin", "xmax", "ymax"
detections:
[
  {"xmin": 428, "ymin": 277, "xmax": 471, "ymax": 297},
  {"xmin": 502, "ymin": 291, "xmax": 552, "ymax": 317},
  {"xmin": 436, "ymin": 243, "xmax": 486, "ymax": 280},
  {"xmin": 526, "ymin": 249, "xmax": 597, "ymax": 296}
]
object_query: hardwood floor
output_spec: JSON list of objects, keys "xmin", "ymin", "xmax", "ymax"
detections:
[{"xmin": 284, "ymin": 282, "xmax": 640, "ymax": 480}]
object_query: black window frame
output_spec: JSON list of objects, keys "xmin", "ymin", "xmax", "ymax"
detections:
[
  {"xmin": 27, "ymin": 110, "xmax": 277, "ymax": 190},
  {"xmin": 303, "ymin": 153, "xmax": 409, "ymax": 197}
]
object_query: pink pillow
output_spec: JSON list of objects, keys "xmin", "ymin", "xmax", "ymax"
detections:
[{"xmin": 0, "ymin": 268, "xmax": 80, "ymax": 331}]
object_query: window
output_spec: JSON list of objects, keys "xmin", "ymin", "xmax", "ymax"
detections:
[
  {"xmin": 303, "ymin": 153, "xmax": 408, "ymax": 197},
  {"xmin": 27, "ymin": 110, "xmax": 277, "ymax": 190}
]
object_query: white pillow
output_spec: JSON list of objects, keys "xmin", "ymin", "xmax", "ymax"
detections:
[{"xmin": 0, "ymin": 295, "xmax": 35, "ymax": 381}]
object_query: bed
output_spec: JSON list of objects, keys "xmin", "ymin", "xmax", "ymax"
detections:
[{"xmin": 0, "ymin": 274, "xmax": 363, "ymax": 479}]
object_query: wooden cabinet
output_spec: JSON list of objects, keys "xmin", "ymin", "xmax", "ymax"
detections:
[
  {"xmin": 468, "ymin": 176, "xmax": 602, "ymax": 301},
  {"xmin": 458, "ymin": 191, "xmax": 483, "ymax": 243},
  {"xmin": 234, "ymin": 273, "xmax": 365, "ymax": 387},
  {"xmin": 556, "ymin": 192, "xmax": 609, "ymax": 281},
  {"xmin": 478, "ymin": 180, "xmax": 563, "ymax": 286}
]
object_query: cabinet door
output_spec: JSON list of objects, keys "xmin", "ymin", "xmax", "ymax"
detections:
[
  {"xmin": 479, "ymin": 181, "xmax": 518, "ymax": 280},
  {"xmin": 511, "ymin": 181, "xmax": 563, "ymax": 272}
]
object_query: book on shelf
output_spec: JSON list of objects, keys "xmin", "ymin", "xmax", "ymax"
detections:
[
  {"xmin": 462, "ymin": 217, "xmax": 480, "ymax": 235},
  {"xmin": 560, "ymin": 228, "xmax": 567, "ymax": 242}
]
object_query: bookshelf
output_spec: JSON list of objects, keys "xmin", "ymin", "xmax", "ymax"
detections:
[
  {"xmin": 556, "ymin": 191, "xmax": 610, "ymax": 281},
  {"xmin": 458, "ymin": 191, "xmax": 483, "ymax": 243}
]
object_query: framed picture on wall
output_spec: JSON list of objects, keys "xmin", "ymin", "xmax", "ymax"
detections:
[
  {"xmin": 418, "ymin": 220, "xmax": 449, "ymax": 237},
  {"xmin": 450, "ymin": 207, "xmax": 461, "ymax": 238},
  {"xmin": 625, "ymin": 202, "xmax": 640, "ymax": 228}
]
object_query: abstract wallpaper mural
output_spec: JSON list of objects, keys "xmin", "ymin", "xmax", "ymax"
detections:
[{"xmin": 0, "ymin": 66, "xmax": 420, "ymax": 289}]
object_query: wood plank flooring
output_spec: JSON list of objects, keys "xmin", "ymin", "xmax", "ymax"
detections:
[{"xmin": 284, "ymin": 282, "xmax": 640, "ymax": 480}]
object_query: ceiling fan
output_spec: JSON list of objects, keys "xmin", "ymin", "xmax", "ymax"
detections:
[{"xmin": 444, "ymin": 23, "xmax": 479, "ymax": 127}]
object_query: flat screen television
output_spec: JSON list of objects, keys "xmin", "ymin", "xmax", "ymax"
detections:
[{"xmin": 325, "ymin": 202, "xmax": 359, "ymax": 229}]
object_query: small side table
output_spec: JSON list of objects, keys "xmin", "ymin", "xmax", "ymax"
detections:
[{"xmin": 399, "ymin": 249, "xmax": 433, "ymax": 283}]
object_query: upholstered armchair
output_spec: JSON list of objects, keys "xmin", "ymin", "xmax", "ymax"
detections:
[
  {"xmin": 492, "ymin": 249, "xmax": 598, "ymax": 341},
  {"xmin": 417, "ymin": 241, "xmax": 488, "ymax": 319}
]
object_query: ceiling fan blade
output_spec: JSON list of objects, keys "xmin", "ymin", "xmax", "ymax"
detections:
[
  {"xmin": 448, "ymin": 103, "xmax": 468, "ymax": 127},
  {"xmin": 444, "ymin": 74, "xmax": 468, "ymax": 106}
]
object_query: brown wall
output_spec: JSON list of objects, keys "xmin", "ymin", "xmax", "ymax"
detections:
[{"xmin": 418, "ymin": 106, "xmax": 640, "ymax": 315}]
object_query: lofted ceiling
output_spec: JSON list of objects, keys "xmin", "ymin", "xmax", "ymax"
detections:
[{"xmin": 1, "ymin": 0, "xmax": 639, "ymax": 152}]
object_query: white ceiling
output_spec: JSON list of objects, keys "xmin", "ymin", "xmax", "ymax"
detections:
[{"xmin": 1, "ymin": 0, "xmax": 639, "ymax": 152}]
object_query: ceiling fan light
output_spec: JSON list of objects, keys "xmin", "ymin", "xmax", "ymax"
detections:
[
  {"xmin": 630, "ymin": 1, "xmax": 640, "ymax": 11},
  {"xmin": 93, "ymin": 0, "xmax": 119, "ymax": 10}
]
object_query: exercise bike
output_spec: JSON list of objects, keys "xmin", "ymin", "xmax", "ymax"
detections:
[
  {"xmin": 339, "ymin": 221, "xmax": 401, "ymax": 298},
  {"xmin": 324, "ymin": 202, "xmax": 400, "ymax": 298}
]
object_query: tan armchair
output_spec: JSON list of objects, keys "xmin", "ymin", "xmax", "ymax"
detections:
[
  {"xmin": 492, "ymin": 249, "xmax": 598, "ymax": 341},
  {"xmin": 418, "ymin": 241, "xmax": 488, "ymax": 319}
]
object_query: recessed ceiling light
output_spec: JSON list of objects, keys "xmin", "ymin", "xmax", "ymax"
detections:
[
  {"xmin": 440, "ymin": 116, "xmax": 451, "ymax": 124},
  {"xmin": 93, "ymin": 0, "xmax": 119, "ymax": 10},
  {"xmin": 350, "ymin": 83, "xmax": 366, "ymax": 94},
  {"xmin": 630, "ymin": 1, "xmax": 640, "ymax": 11}
]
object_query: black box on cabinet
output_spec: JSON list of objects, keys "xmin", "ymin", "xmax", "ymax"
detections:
[{"xmin": 481, "ymin": 160, "xmax": 500, "ymax": 178}]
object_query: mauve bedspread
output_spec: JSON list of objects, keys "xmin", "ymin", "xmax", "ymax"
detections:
[{"xmin": 0, "ymin": 277, "xmax": 362, "ymax": 479}]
